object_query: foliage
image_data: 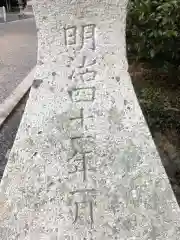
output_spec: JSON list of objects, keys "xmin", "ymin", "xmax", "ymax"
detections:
[{"xmin": 127, "ymin": 0, "xmax": 180, "ymax": 69}]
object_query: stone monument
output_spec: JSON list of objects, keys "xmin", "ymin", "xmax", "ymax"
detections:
[{"xmin": 0, "ymin": 0, "xmax": 180, "ymax": 239}]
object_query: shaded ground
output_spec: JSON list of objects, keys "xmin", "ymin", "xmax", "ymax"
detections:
[
  {"xmin": 129, "ymin": 63, "xmax": 180, "ymax": 205},
  {"xmin": 0, "ymin": 92, "xmax": 29, "ymax": 179}
]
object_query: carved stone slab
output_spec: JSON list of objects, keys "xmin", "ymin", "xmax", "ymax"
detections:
[{"xmin": 0, "ymin": 0, "xmax": 180, "ymax": 239}]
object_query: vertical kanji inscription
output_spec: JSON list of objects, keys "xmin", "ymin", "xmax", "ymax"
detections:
[
  {"xmin": 70, "ymin": 108, "xmax": 84, "ymax": 127},
  {"xmin": 64, "ymin": 24, "xmax": 96, "ymax": 50},
  {"xmin": 64, "ymin": 24, "xmax": 97, "ymax": 232},
  {"xmin": 64, "ymin": 26, "xmax": 77, "ymax": 46},
  {"xmin": 68, "ymin": 135, "xmax": 95, "ymax": 181},
  {"xmin": 68, "ymin": 87, "xmax": 96, "ymax": 102},
  {"xmin": 82, "ymin": 24, "xmax": 96, "ymax": 50},
  {"xmin": 70, "ymin": 189, "xmax": 97, "ymax": 228}
]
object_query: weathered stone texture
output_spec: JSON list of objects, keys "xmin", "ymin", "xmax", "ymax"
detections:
[{"xmin": 0, "ymin": 0, "xmax": 180, "ymax": 239}]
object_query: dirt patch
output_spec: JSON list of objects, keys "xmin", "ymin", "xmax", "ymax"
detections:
[{"xmin": 129, "ymin": 62, "xmax": 180, "ymax": 205}]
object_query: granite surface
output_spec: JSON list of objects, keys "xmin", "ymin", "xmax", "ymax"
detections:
[{"xmin": 0, "ymin": 0, "xmax": 180, "ymax": 239}]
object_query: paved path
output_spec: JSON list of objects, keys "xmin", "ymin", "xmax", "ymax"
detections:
[{"xmin": 0, "ymin": 17, "xmax": 37, "ymax": 104}]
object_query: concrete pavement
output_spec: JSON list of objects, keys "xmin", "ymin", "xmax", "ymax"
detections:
[{"xmin": 0, "ymin": 17, "xmax": 37, "ymax": 104}]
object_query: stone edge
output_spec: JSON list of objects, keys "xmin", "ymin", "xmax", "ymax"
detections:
[
  {"xmin": 0, "ymin": 67, "xmax": 35, "ymax": 127},
  {"xmin": 0, "ymin": 16, "xmax": 34, "ymax": 25}
]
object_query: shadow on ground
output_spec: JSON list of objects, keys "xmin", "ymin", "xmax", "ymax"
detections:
[{"xmin": 0, "ymin": 92, "xmax": 29, "ymax": 179}]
